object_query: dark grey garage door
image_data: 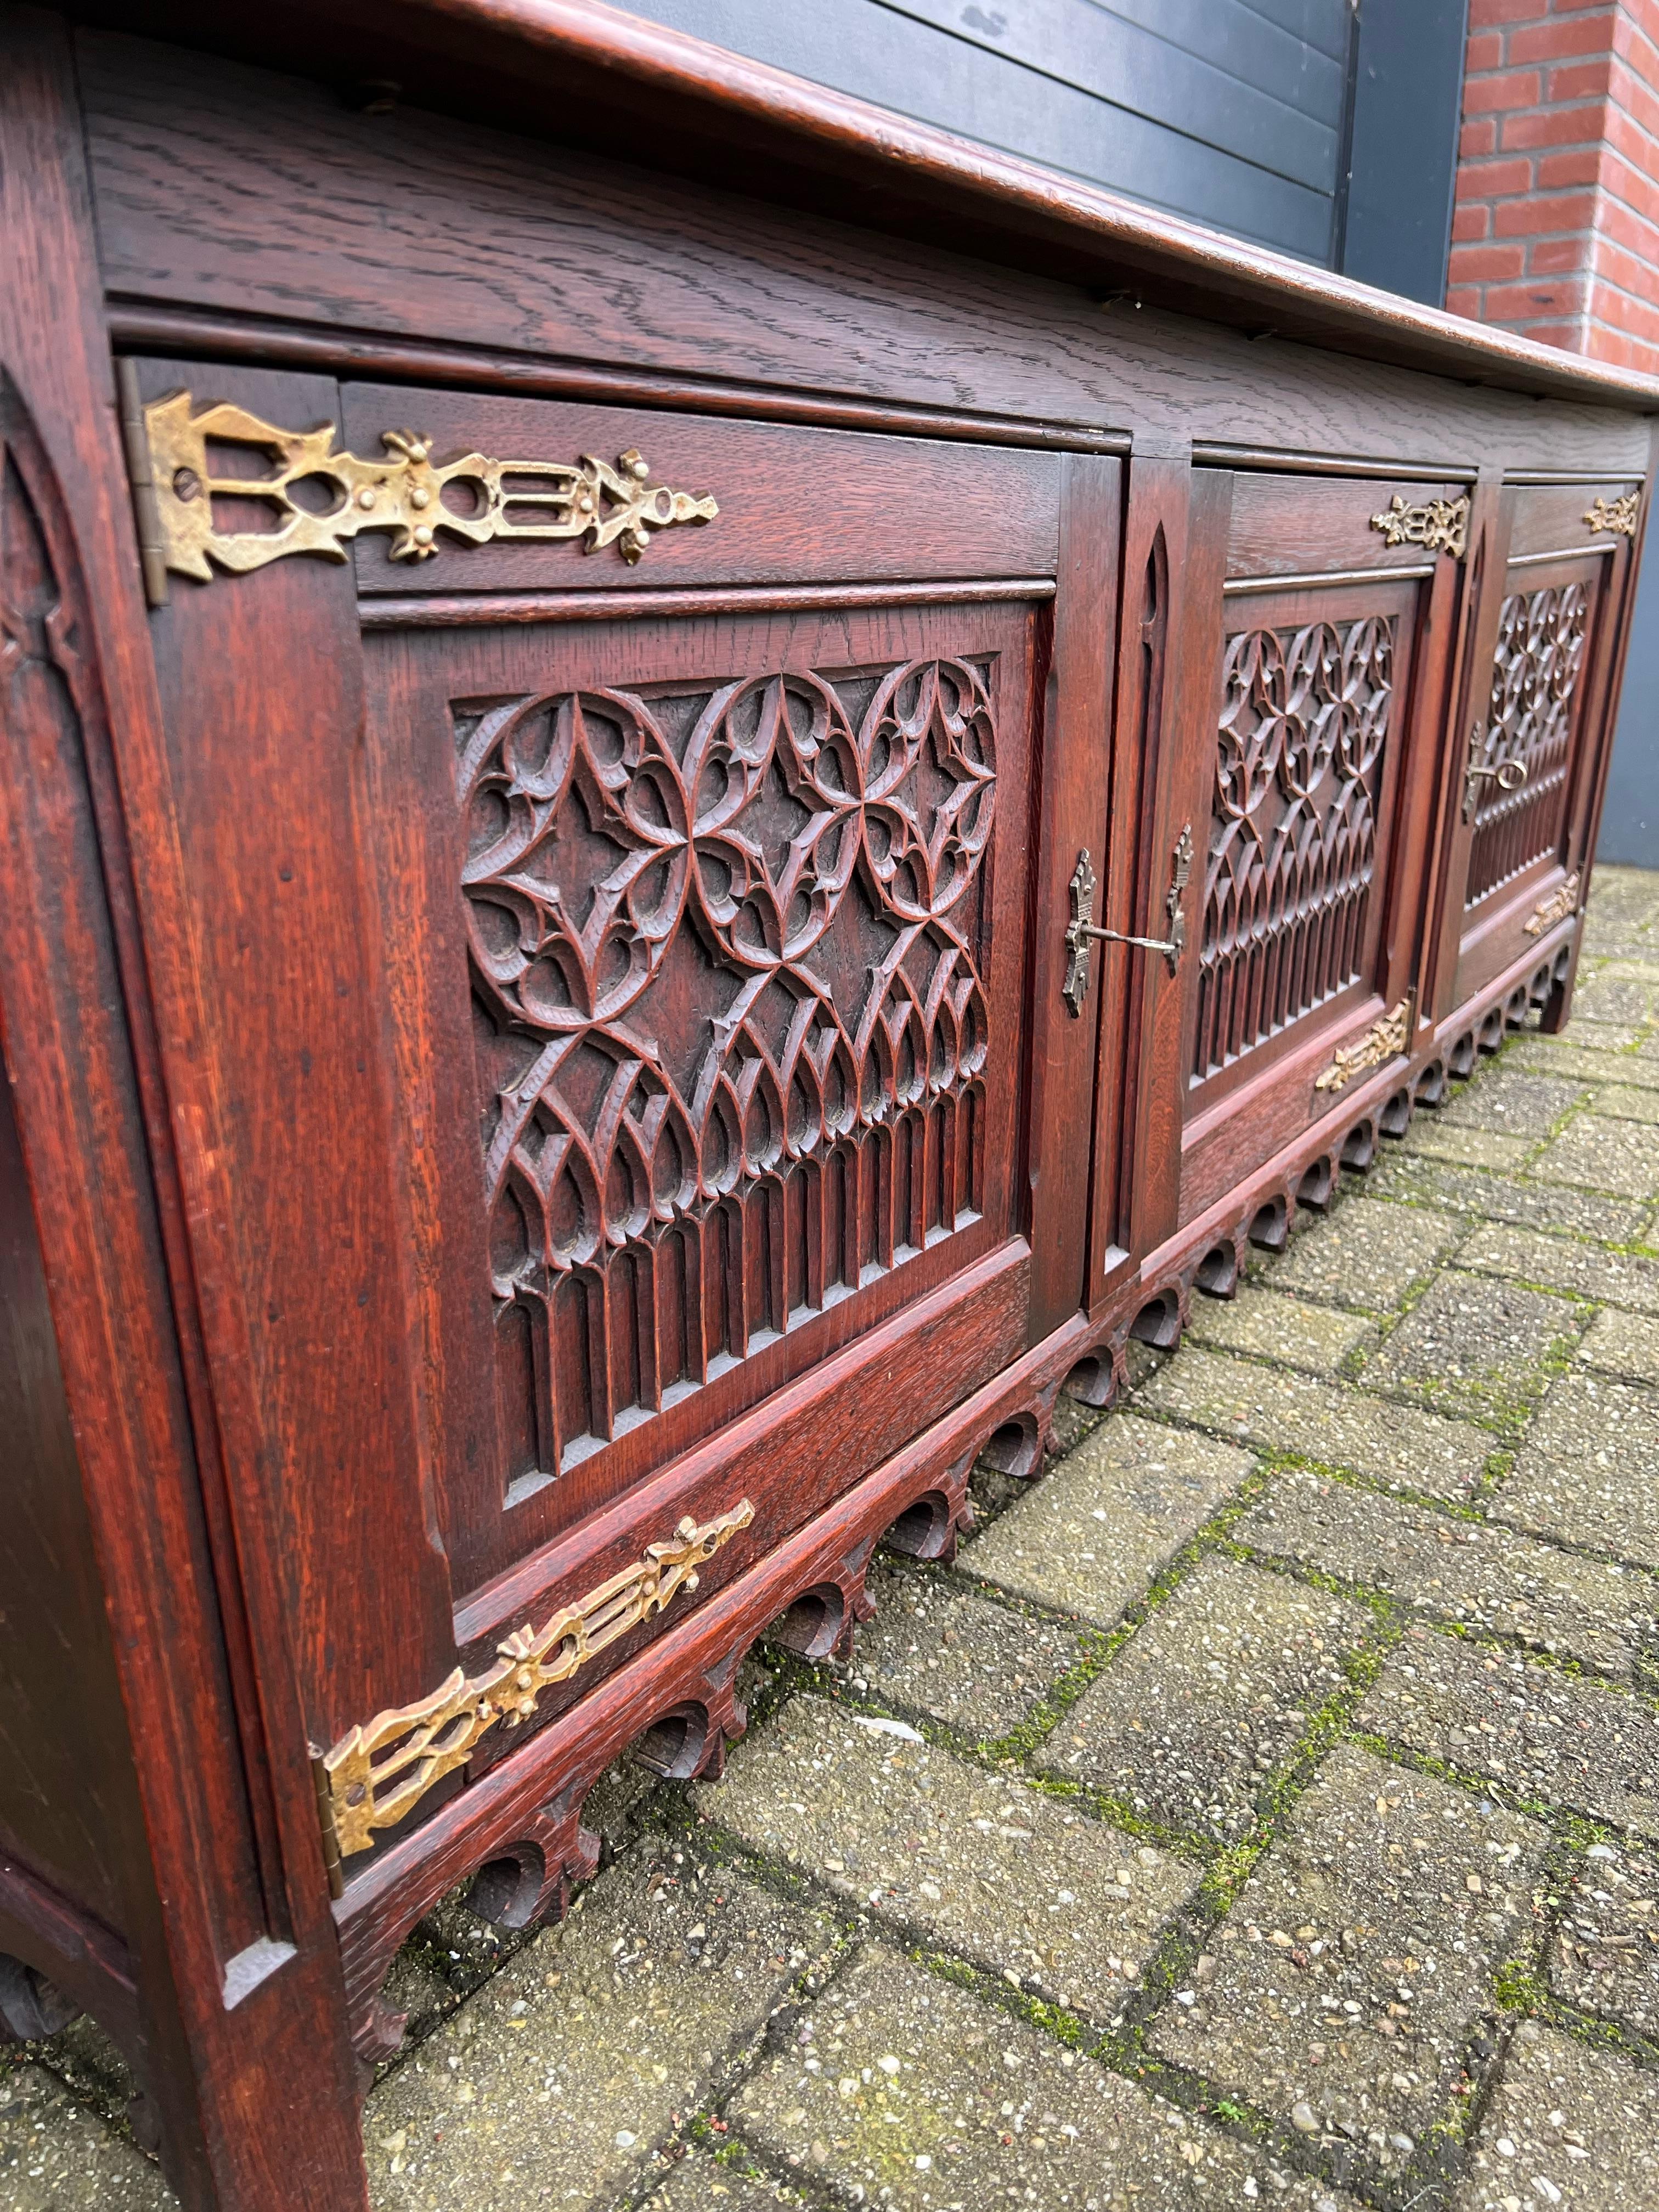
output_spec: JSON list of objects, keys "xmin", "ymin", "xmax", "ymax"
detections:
[{"xmin": 617, "ymin": 0, "xmax": 1357, "ymax": 264}]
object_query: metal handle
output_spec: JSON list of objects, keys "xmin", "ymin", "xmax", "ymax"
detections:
[
  {"xmin": 1463, "ymin": 719, "xmax": 1528, "ymax": 820},
  {"xmin": 1063, "ymin": 827, "xmax": 1193, "ymax": 1017}
]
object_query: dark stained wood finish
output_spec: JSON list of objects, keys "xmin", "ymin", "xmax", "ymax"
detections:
[
  {"xmin": 0, "ymin": 17, "xmax": 368, "ymax": 2208},
  {"xmin": 0, "ymin": 5, "xmax": 1651, "ymax": 2208}
]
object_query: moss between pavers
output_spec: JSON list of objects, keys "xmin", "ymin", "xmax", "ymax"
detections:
[
  {"xmin": 1139, "ymin": 1344, "xmax": 1493, "ymax": 1499},
  {"xmin": 1495, "ymin": 1370, "xmax": 1659, "ymax": 1572},
  {"xmin": 1358, "ymin": 1629, "xmax": 1659, "ymax": 1842},
  {"xmin": 1032, "ymin": 1557, "xmax": 1374, "ymax": 1847},
  {"xmin": 1235, "ymin": 1466, "xmax": 1657, "ymax": 1680},
  {"xmin": 1147, "ymin": 1742, "xmax": 1550, "ymax": 2186},
  {"xmin": 729, "ymin": 1942, "xmax": 1358, "ymax": 2212},
  {"xmin": 1348, "ymin": 1268, "xmax": 1587, "ymax": 1436},
  {"xmin": 694, "ymin": 1694, "xmax": 1199, "ymax": 2024}
]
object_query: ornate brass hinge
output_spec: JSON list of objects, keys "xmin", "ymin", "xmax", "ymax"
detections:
[
  {"xmin": 1313, "ymin": 994, "xmax": 1415, "ymax": 1095},
  {"xmin": 1585, "ymin": 491, "xmax": 1640, "ymax": 538},
  {"xmin": 312, "ymin": 1500, "xmax": 753, "ymax": 1874},
  {"xmin": 1369, "ymin": 492, "xmax": 1470, "ymax": 562},
  {"xmin": 1063, "ymin": 826, "xmax": 1192, "ymax": 1017},
  {"xmin": 136, "ymin": 390, "xmax": 718, "ymax": 604},
  {"xmin": 1523, "ymin": 871, "xmax": 1581, "ymax": 937},
  {"xmin": 1462, "ymin": 718, "xmax": 1529, "ymax": 822}
]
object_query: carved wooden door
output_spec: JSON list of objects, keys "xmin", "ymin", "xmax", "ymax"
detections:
[
  {"xmin": 126, "ymin": 357, "xmax": 1095, "ymax": 1874},
  {"xmin": 1429, "ymin": 481, "xmax": 1639, "ymax": 1015},
  {"xmin": 1164, "ymin": 471, "xmax": 1465, "ymax": 1229}
]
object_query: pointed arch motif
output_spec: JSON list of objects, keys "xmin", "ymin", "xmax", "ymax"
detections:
[{"xmin": 456, "ymin": 657, "xmax": 998, "ymax": 1483}]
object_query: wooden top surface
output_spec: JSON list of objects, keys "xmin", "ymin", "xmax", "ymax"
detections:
[{"xmin": 81, "ymin": 0, "xmax": 1659, "ymax": 412}]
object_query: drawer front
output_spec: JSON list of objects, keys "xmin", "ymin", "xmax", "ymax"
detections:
[
  {"xmin": 1177, "ymin": 472, "xmax": 1464, "ymax": 1222},
  {"xmin": 339, "ymin": 385, "xmax": 1062, "ymax": 595}
]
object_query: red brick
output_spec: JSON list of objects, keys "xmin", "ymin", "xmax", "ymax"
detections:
[
  {"xmin": 1609, "ymin": 56, "xmax": 1659, "ymax": 135},
  {"xmin": 1458, "ymin": 154, "xmax": 1538, "ymax": 196},
  {"xmin": 1527, "ymin": 233, "xmax": 1594, "ymax": 272},
  {"xmin": 1460, "ymin": 115, "xmax": 1500, "ymax": 157},
  {"xmin": 1463, "ymin": 66, "xmax": 1544, "ymax": 111},
  {"xmin": 1500, "ymin": 101, "xmax": 1610, "ymax": 149},
  {"xmin": 1452, "ymin": 203, "xmax": 1492, "ymax": 241},
  {"xmin": 1549, "ymin": 55, "xmax": 1615, "ymax": 97},
  {"xmin": 1466, "ymin": 29, "xmax": 1506, "ymax": 69},
  {"xmin": 1444, "ymin": 285, "xmax": 1487, "ymax": 318},
  {"xmin": 1595, "ymin": 193, "xmax": 1659, "ymax": 264},
  {"xmin": 1599, "ymin": 149, "xmax": 1659, "ymax": 227},
  {"xmin": 1510, "ymin": 12, "xmax": 1617, "ymax": 62},
  {"xmin": 1451, "ymin": 240, "xmax": 1530, "ymax": 280},
  {"xmin": 1482, "ymin": 276, "xmax": 1588, "ymax": 317},
  {"xmin": 1492, "ymin": 188, "xmax": 1599, "ymax": 233},
  {"xmin": 1536, "ymin": 145, "xmax": 1605, "ymax": 184},
  {"xmin": 1469, "ymin": 0, "xmax": 1549, "ymax": 23}
]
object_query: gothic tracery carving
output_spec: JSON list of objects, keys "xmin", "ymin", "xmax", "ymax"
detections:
[
  {"xmin": 1466, "ymin": 582, "xmax": 1588, "ymax": 906},
  {"xmin": 1195, "ymin": 616, "xmax": 1395, "ymax": 1082},
  {"xmin": 458, "ymin": 658, "xmax": 996, "ymax": 1482}
]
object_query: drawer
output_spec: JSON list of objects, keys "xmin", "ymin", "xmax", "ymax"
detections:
[
  {"xmin": 1225, "ymin": 470, "xmax": 1470, "ymax": 585},
  {"xmin": 337, "ymin": 385, "xmax": 1063, "ymax": 594}
]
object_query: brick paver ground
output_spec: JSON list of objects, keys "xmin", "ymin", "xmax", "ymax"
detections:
[{"xmin": 10, "ymin": 868, "xmax": 1659, "ymax": 2211}]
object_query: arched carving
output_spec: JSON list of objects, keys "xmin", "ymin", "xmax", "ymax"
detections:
[
  {"xmin": 1198, "ymin": 616, "xmax": 1395, "ymax": 1080},
  {"xmin": 459, "ymin": 658, "xmax": 998, "ymax": 1487}
]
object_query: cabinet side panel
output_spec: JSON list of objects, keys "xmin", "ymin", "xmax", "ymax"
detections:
[{"xmin": 0, "ymin": 1064, "xmax": 133, "ymax": 1927}]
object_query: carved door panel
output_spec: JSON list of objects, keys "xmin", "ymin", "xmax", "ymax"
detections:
[
  {"xmin": 128, "ymin": 356, "xmax": 1078, "ymax": 1875},
  {"xmin": 367, "ymin": 599, "xmax": 1041, "ymax": 1610},
  {"xmin": 1432, "ymin": 482, "xmax": 1639, "ymax": 1013},
  {"xmin": 1173, "ymin": 472, "xmax": 1465, "ymax": 1226}
]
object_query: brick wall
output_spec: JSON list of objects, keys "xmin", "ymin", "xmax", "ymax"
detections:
[{"xmin": 1449, "ymin": 0, "xmax": 1659, "ymax": 373}]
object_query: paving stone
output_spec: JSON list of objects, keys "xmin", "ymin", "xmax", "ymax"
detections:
[
  {"xmin": 731, "ymin": 1943, "xmax": 1356, "ymax": 2212},
  {"xmin": 1365, "ymin": 1154, "xmax": 1651, "ymax": 1242},
  {"xmin": 644, "ymin": 2147, "xmax": 804, "ymax": 2208},
  {"xmin": 1400, "ymin": 1121, "xmax": 1537, "ymax": 1172},
  {"xmin": 1457, "ymin": 1222, "xmax": 1659, "ymax": 1313},
  {"xmin": 1268, "ymin": 1196, "xmax": 1467, "ymax": 1312},
  {"xmin": 1567, "ymin": 966, "xmax": 1659, "ymax": 1029},
  {"xmin": 961, "ymin": 1413, "xmax": 1250, "ymax": 1626},
  {"xmin": 1354, "ymin": 1269, "xmax": 1584, "ymax": 1426},
  {"xmin": 1237, "ymin": 1468, "xmax": 1656, "ymax": 1677},
  {"xmin": 1149, "ymin": 1742, "xmax": 1549, "ymax": 2177},
  {"xmin": 1589, "ymin": 1081, "xmax": 1659, "ymax": 1125},
  {"xmin": 1034, "ymin": 1558, "xmax": 1372, "ymax": 1842},
  {"xmin": 1359, "ymin": 1630, "xmax": 1659, "ymax": 1837},
  {"xmin": 1505, "ymin": 1036, "xmax": 1659, "ymax": 1091},
  {"xmin": 0, "ymin": 2065, "xmax": 173, "ymax": 2212},
  {"xmin": 1548, "ymin": 1838, "xmax": 1659, "ymax": 2035},
  {"xmin": 839, "ymin": 1565, "xmax": 1088, "ymax": 1741},
  {"xmin": 1186, "ymin": 1284, "xmax": 1376, "ymax": 1375},
  {"xmin": 1580, "ymin": 1305, "xmax": 1659, "ymax": 1386},
  {"xmin": 1440, "ymin": 1070, "xmax": 1592, "ymax": 1140},
  {"xmin": 1140, "ymin": 1345, "xmax": 1493, "ymax": 1500},
  {"xmin": 1496, "ymin": 1371, "xmax": 1659, "ymax": 1570},
  {"xmin": 698, "ymin": 1694, "xmax": 1196, "ymax": 2019},
  {"xmin": 1531, "ymin": 1113, "xmax": 1659, "ymax": 1200},
  {"xmin": 364, "ymin": 1841, "xmax": 837, "ymax": 2212},
  {"xmin": 1452, "ymin": 2021, "xmax": 1659, "ymax": 2212}
]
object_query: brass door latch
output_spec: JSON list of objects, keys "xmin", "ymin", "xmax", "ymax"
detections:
[
  {"xmin": 1063, "ymin": 826, "xmax": 1192, "ymax": 1017},
  {"xmin": 1463, "ymin": 719, "xmax": 1528, "ymax": 820}
]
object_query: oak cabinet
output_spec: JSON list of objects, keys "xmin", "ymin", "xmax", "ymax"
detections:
[{"xmin": 0, "ymin": 10, "xmax": 1650, "ymax": 2209}]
